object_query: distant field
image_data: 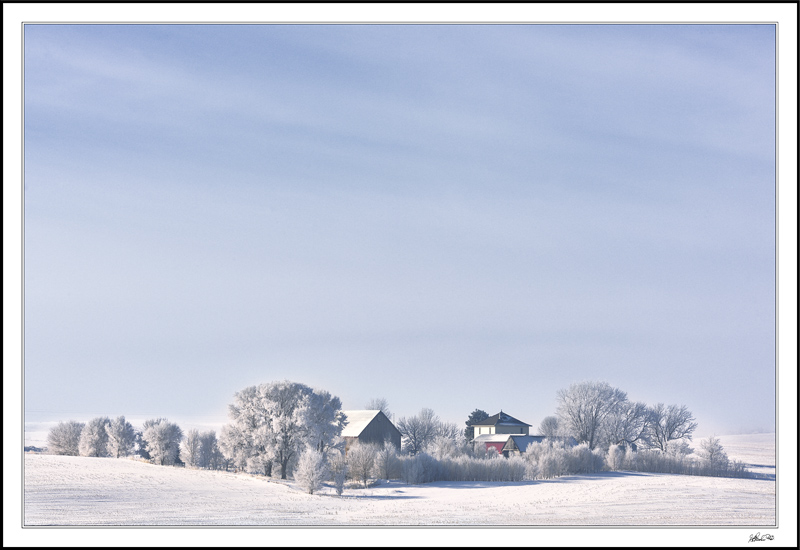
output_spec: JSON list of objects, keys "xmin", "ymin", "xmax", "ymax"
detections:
[{"xmin": 23, "ymin": 434, "xmax": 775, "ymax": 527}]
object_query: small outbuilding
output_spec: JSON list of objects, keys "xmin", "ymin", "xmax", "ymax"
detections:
[
  {"xmin": 501, "ymin": 435, "xmax": 547, "ymax": 456},
  {"xmin": 341, "ymin": 410, "xmax": 401, "ymax": 453}
]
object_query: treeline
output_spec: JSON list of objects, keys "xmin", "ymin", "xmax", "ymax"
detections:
[
  {"xmin": 46, "ymin": 416, "xmax": 226, "ymax": 470},
  {"xmin": 337, "ymin": 434, "xmax": 754, "ymax": 489},
  {"xmin": 545, "ymin": 380, "xmax": 699, "ymax": 452},
  {"xmin": 44, "ymin": 379, "xmax": 759, "ymax": 494}
]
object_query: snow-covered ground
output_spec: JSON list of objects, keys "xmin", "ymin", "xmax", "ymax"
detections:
[{"xmin": 23, "ymin": 435, "xmax": 775, "ymax": 527}]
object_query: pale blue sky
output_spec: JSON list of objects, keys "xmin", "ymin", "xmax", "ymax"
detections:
[{"xmin": 23, "ymin": 24, "xmax": 776, "ymax": 436}]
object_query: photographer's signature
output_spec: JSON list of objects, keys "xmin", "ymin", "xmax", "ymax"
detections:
[{"xmin": 748, "ymin": 532, "xmax": 774, "ymax": 543}]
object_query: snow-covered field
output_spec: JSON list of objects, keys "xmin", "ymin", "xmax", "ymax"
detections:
[{"xmin": 23, "ymin": 435, "xmax": 775, "ymax": 527}]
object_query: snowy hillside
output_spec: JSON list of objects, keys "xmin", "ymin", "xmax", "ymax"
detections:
[{"xmin": 24, "ymin": 440, "xmax": 775, "ymax": 526}]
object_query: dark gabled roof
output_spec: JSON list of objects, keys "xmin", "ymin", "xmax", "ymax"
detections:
[{"xmin": 470, "ymin": 411, "xmax": 531, "ymax": 427}]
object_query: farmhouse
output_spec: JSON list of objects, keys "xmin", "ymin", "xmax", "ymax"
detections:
[
  {"xmin": 341, "ymin": 410, "xmax": 401, "ymax": 452},
  {"xmin": 471, "ymin": 411, "xmax": 531, "ymax": 437},
  {"xmin": 470, "ymin": 411, "xmax": 538, "ymax": 457}
]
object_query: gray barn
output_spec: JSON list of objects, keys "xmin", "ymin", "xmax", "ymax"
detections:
[{"xmin": 341, "ymin": 410, "xmax": 401, "ymax": 452}]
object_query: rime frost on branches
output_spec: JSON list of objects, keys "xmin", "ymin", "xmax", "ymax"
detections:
[
  {"xmin": 141, "ymin": 418, "xmax": 183, "ymax": 466},
  {"xmin": 328, "ymin": 451, "xmax": 348, "ymax": 496},
  {"xmin": 295, "ymin": 448, "xmax": 329, "ymax": 494},
  {"xmin": 219, "ymin": 380, "xmax": 345, "ymax": 479},
  {"xmin": 79, "ymin": 417, "xmax": 111, "ymax": 457},
  {"xmin": 105, "ymin": 416, "xmax": 135, "ymax": 458},
  {"xmin": 347, "ymin": 442, "xmax": 378, "ymax": 488},
  {"xmin": 47, "ymin": 421, "xmax": 85, "ymax": 456}
]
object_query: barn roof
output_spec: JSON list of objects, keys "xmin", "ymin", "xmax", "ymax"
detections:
[
  {"xmin": 340, "ymin": 410, "xmax": 382, "ymax": 438},
  {"xmin": 470, "ymin": 411, "xmax": 531, "ymax": 427}
]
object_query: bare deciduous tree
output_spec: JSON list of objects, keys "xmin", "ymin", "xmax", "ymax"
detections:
[
  {"xmin": 698, "ymin": 436, "xmax": 728, "ymax": 470},
  {"xmin": 396, "ymin": 408, "xmax": 441, "ymax": 455},
  {"xmin": 606, "ymin": 401, "xmax": 651, "ymax": 448},
  {"xmin": 346, "ymin": 442, "xmax": 378, "ymax": 488},
  {"xmin": 181, "ymin": 429, "xmax": 202, "ymax": 467},
  {"xmin": 365, "ymin": 397, "xmax": 392, "ymax": 420},
  {"xmin": 648, "ymin": 403, "xmax": 697, "ymax": 451},
  {"xmin": 538, "ymin": 416, "xmax": 561, "ymax": 439},
  {"xmin": 556, "ymin": 381, "xmax": 627, "ymax": 450}
]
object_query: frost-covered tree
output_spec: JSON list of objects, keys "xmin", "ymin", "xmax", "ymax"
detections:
[
  {"xmin": 295, "ymin": 448, "xmax": 329, "ymax": 494},
  {"xmin": 220, "ymin": 380, "xmax": 345, "ymax": 479},
  {"xmin": 538, "ymin": 416, "xmax": 561, "ymax": 440},
  {"xmin": 698, "ymin": 436, "xmax": 728, "ymax": 470},
  {"xmin": 47, "ymin": 421, "xmax": 84, "ymax": 456},
  {"xmin": 374, "ymin": 438, "xmax": 402, "ymax": 479},
  {"xmin": 347, "ymin": 442, "xmax": 378, "ymax": 488},
  {"xmin": 648, "ymin": 403, "xmax": 697, "ymax": 452},
  {"xmin": 79, "ymin": 417, "xmax": 111, "ymax": 457},
  {"xmin": 219, "ymin": 416, "xmax": 273, "ymax": 475},
  {"xmin": 365, "ymin": 397, "xmax": 392, "ymax": 420},
  {"xmin": 396, "ymin": 408, "xmax": 441, "ymax": 455},
  {"xmin": 198, "ymin": 430, "xmax": 223, "ymax": 469},
  {"xmin": 606, "ymin": 401, "xmax": 651, "ymax": 448},
  {"xmin": 181, "ymin": 429, "xmax": 202, "ymax": 467},
  {"xmin": 105, "ymin": 416, "xmax": 135, "ymax": 458},
  {"xmin": 141, "ymin": 418, "xmax": 183, "ymax": 466},
  {"xmin": 303, "ymin": 389, "xmax": 347, "ymax": 455},
  {"xmin": 463, "ymin": 409, "xmax": 489, "ymax": 441},
  {"xmin": 134, "ymin": 429, "xmax": 150, "ymax": 460},
  {"xmin": 556, "ymin": 381, "xmax": 627, "ymax": 450}
]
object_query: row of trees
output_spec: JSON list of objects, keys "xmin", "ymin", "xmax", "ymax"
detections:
[
  {"xmin": 545, "ymin": 380, "xmax": 698, "ymax": 452},
  {"xmin": 45, "ymin": 379, "xmax": 745, "ymax": 495},
  {"xmin": 46, "ymin": 416, "xmax": 223, "ymax": 469}
]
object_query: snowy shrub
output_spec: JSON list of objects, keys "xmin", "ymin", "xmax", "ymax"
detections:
[
  {"xmin": 665, "ymin": 439, "xmax": 693, "ymax": 457},
  {"xmin": 524, "ymin": 454, "xmax": 540, "ymax": 481},
  {"xmin": 347, "ymin": 442, "xmax": 378, "ymax": 488},
  {"xmin": 428, "ymin": 435, "xmax": 462, "ymax": 461},
  {"xmin": 328, "ymin": 452, "xmax": 347, "ymax": 496},
  {"xmin": 47, "ymin": 421, "xmax": 85, "ymax": 456},
  {"xmin": 503, "ymin": 456, "xmax": 527, "ymax": 482},
  {"xmin": 374, "ymin": 442, "xmax": 401, "ymax": 480},
  {"xmin": 105, "ymin": 416, "xmax": 135, "ymax": 458},
  {"xmin": 417, "ymin": 452, "xmax": 441, "ymax": 483},
  {"xmin": 401, "ymin": 455, "xmax": 425, "ymax": 484},
  {"xmin": 79, "ymin": 417, "xmax": 111, "ymax": 457},
  {"xmin": 328, "ymin": 451, "xmax": 348, "ymax": 496},
  {"xmin": 538, "ymin": 453, "xmax": 561, "ymax": 479},
  {"xmin": 606, "ymin": 444, "xmax": 625, "ymax": 471},
  {"xmin": 295, "ymin": 448, "xmax": 329, "ymax": 494}
]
